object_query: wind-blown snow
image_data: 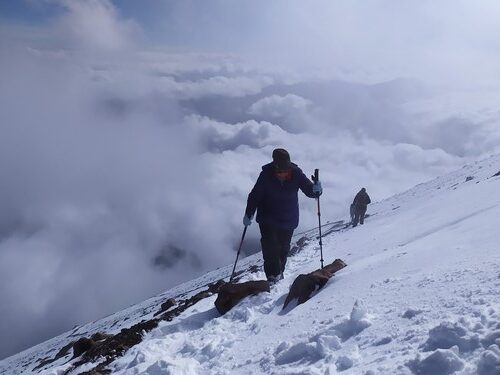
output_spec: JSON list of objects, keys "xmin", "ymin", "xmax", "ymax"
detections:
[{"xmin": 1, "ymin": 154, "xmax": 499, "ymax": 374}]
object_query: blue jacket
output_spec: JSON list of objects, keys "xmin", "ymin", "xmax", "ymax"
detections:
[{"xmin": 245, "ymin": 162, "xmax": 317, "ymax": 230}]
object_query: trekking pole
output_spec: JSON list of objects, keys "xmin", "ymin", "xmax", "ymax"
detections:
[
  {"xmin": 229, "ymin": 226, "xmax": 248, "ymax": 282},
  {"xmin": 312, "ymin": 169, "xmax": 324, "ymax": 269}
]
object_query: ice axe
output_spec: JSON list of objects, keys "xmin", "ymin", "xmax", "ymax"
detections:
[
  {"xmin": 311, "ymin": 168, "xmax": 324, "ymax": 269},
  {"xmin": 229, "ymin": 226, "xmax": 247, "ymax": 282}
]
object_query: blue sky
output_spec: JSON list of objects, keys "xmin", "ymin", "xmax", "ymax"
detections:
[
  {"xmin": 0, "ymin": 0, "xmax": 265, "ymax": 50},
  {"xmin": 0, "ymin": 1, "xmax": 157, "ymax": 32},
  {"xmin": 0, "ymin": 0, "xmax": 60, "ymax": 24},
  {"xmin": 0, "ymin": 1, "xmax": 141, "ymax": 25}
]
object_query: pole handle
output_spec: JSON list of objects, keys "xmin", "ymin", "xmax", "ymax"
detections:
[{"xmin": 312, "ymin": 168, "xmax": 319, "ymax": 182}]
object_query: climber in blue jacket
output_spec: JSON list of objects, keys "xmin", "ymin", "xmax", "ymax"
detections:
[{"xmin": 243, "ymin": 148, "xmax": 322, "ymax": 282}]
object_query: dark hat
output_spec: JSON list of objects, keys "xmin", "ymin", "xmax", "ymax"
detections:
[{"xmin": 272, "ymin": 148, "xmax": 291, "ymax": 169}]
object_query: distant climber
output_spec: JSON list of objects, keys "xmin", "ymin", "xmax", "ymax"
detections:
[
  {"xmin": 243, "ymin": 148, "xmax": 322, "ymax": 283},
  {"xmin": 351, "ymin": 188, "xmax": 371, "ymax": 227}
]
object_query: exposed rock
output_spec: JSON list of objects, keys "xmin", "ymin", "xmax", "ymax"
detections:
[
  {"xmin": 72, "ymin": 319, "xmax": 160, "ymax": 374},
  {"xmin": 73, "ymin": 337, "xmax": 95, "ymax": 357},
  {"xmin": 215, "ymin": 280, "xmax": 270, "ymax": 315},
  {"xmin": 154, "ymin": 298, "xmax": 177, "ymax": 317},
  {"xmin": 33, "ymin": 342, "xmax": 74, "ymax": 371},
  {"xmin": 248, "ymin": 265, "xmax": 260, "ymax": 273},
  {"xmin": 207, "ymin": 279, "xmax": 226, "ymax": 293},
  {"xmin": 33, "ymin": 262, "xmax": 272, "ymax": 373},
  {"xmin": 161, "ymin": 298, "xmax": 176, "ymax": 311},
  {"xmin": 403, "ymin": 308, "xmax": 423, "ymax": 319},
  {"xmin": 296, "ymin": 236, "xmax": 309, "ymax": 248},
  {"xmin": 283, "ymin": 259, "xmax": 347, "ymax": 309},
  {"xmin": 80, "ymin": 368, "xmax": 109, "ymax": 375},
  {"xmin": 289, "ymin": 236, "xmax": 311, "ymax": 257},
  {"xmin": 90, "ymin": 332, "xmax": 112, "ymax": 342}
]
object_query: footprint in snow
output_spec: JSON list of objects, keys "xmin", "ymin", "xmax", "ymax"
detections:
[{"xmin": 332, "ymin": 300, "xmax": 372, "ymax": 342}]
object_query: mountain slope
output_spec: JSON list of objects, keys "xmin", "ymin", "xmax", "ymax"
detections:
[{"xmin": 1, "ymin": 154, "xmax": 500, "ymax": 375}]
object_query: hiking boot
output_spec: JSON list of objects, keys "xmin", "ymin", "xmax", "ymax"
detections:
[
  {"xmin": 267, "ymin": 275, "xmax": 278, "ymax": 284},
  {"xmin": 267, "ymin": 273, "xmax": 284, "ymax": 285}
]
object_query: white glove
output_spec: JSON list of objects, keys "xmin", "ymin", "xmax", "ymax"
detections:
[
  {"xmin": 243, "ymin": 214, "xmax": 253, "ymax": 226},
  {"xmin": 313, "ymin": 181, "xmax": 322, "ymax": 196}
]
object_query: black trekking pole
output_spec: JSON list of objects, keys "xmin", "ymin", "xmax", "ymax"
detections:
[
  {"xmin": 312, "ymin": 169, "xmax": 324, "ymax": 269},
  {"xmin": 229, "ymin": 226, "xmax": 248, "ymax": 282}
]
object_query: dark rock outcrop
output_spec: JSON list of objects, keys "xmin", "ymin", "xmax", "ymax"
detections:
[
  {"xmin": 215, "ymin": 280, "xmax": 270, "ymax": 315},
  {"xmin": 283, "ymin": 259, "xmax": 347, "ymax": 309},
  {"xmin": 33, "ymin": 342, "xmax": 74, "ymax": 371},
  {"xmin": 32, "ymin": 240, "xmax": 298, "ymax": 374},
  {"xmin": 154, "ymin": 298, "xmax": 177, "ymax": 317},
  {"xmin": 73, "ymin": 337, "xmax": 95, "ymax": 357}
]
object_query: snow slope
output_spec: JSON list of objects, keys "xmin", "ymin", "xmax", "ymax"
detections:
[{"xmin": 1, "ymin": 154, "xmax": 500, "ymax": 375}]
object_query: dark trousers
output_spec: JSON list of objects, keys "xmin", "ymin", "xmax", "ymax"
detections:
[
  {"xmin": 352, "ymin": 205, "xmax": 367, "ymax": 227},
  {"xmin": 259, "ymin": 223, "xmax": 294, "ymax": 279}
]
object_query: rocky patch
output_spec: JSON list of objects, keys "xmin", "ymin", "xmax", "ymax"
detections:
[{"xmin": 283, "ymin": 259, "xmax": 347, "ymax": 309}]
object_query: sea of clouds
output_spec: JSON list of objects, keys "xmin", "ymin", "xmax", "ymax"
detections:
[{"xmin": 1, "ymin": 0, "xmax": 500, "ymax": 359}]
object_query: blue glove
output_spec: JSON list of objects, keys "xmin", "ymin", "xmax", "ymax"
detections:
[
  {"xmin": 243, "ymin": 214, "xmax": 253, "ymax": 226},
  {"xmin": 313, "ymin": 181, "xmax": 322, "ymax": 196}
]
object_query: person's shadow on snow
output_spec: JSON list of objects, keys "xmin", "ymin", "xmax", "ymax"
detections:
[{"xmin": 158, "ymin": 307, "xmax": 220, "ymax": 335}]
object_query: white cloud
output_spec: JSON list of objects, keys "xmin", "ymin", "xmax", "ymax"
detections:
[
  {"xmin": 158, "ymin": 75, "xmax": 274, "ymax": 99},
  {"xmin": 150, "ymin": 0, "xmax": 500, "ymax": 85},
  {"xmin": 54, "ymin": 0, "xmax": 140, "ymax": 51},
  {"xmin": 186, "ymin": 115, "xmax": 281, "ymax": 152},
  {"xmin": 248, "ymin": 94, "xmax": 319, "ymax": 133},
  {"xmin": 249, "ymin": 94, "xmax": 312, "ymax": 117},
  {"xmin": 0, "ymin": 49, "xmax": 236, "ymax": 358}
]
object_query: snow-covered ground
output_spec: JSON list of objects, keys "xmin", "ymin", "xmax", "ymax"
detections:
[{"xmin": 1, "ymin": 154, "xmax": 500, "ymax": 375}]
